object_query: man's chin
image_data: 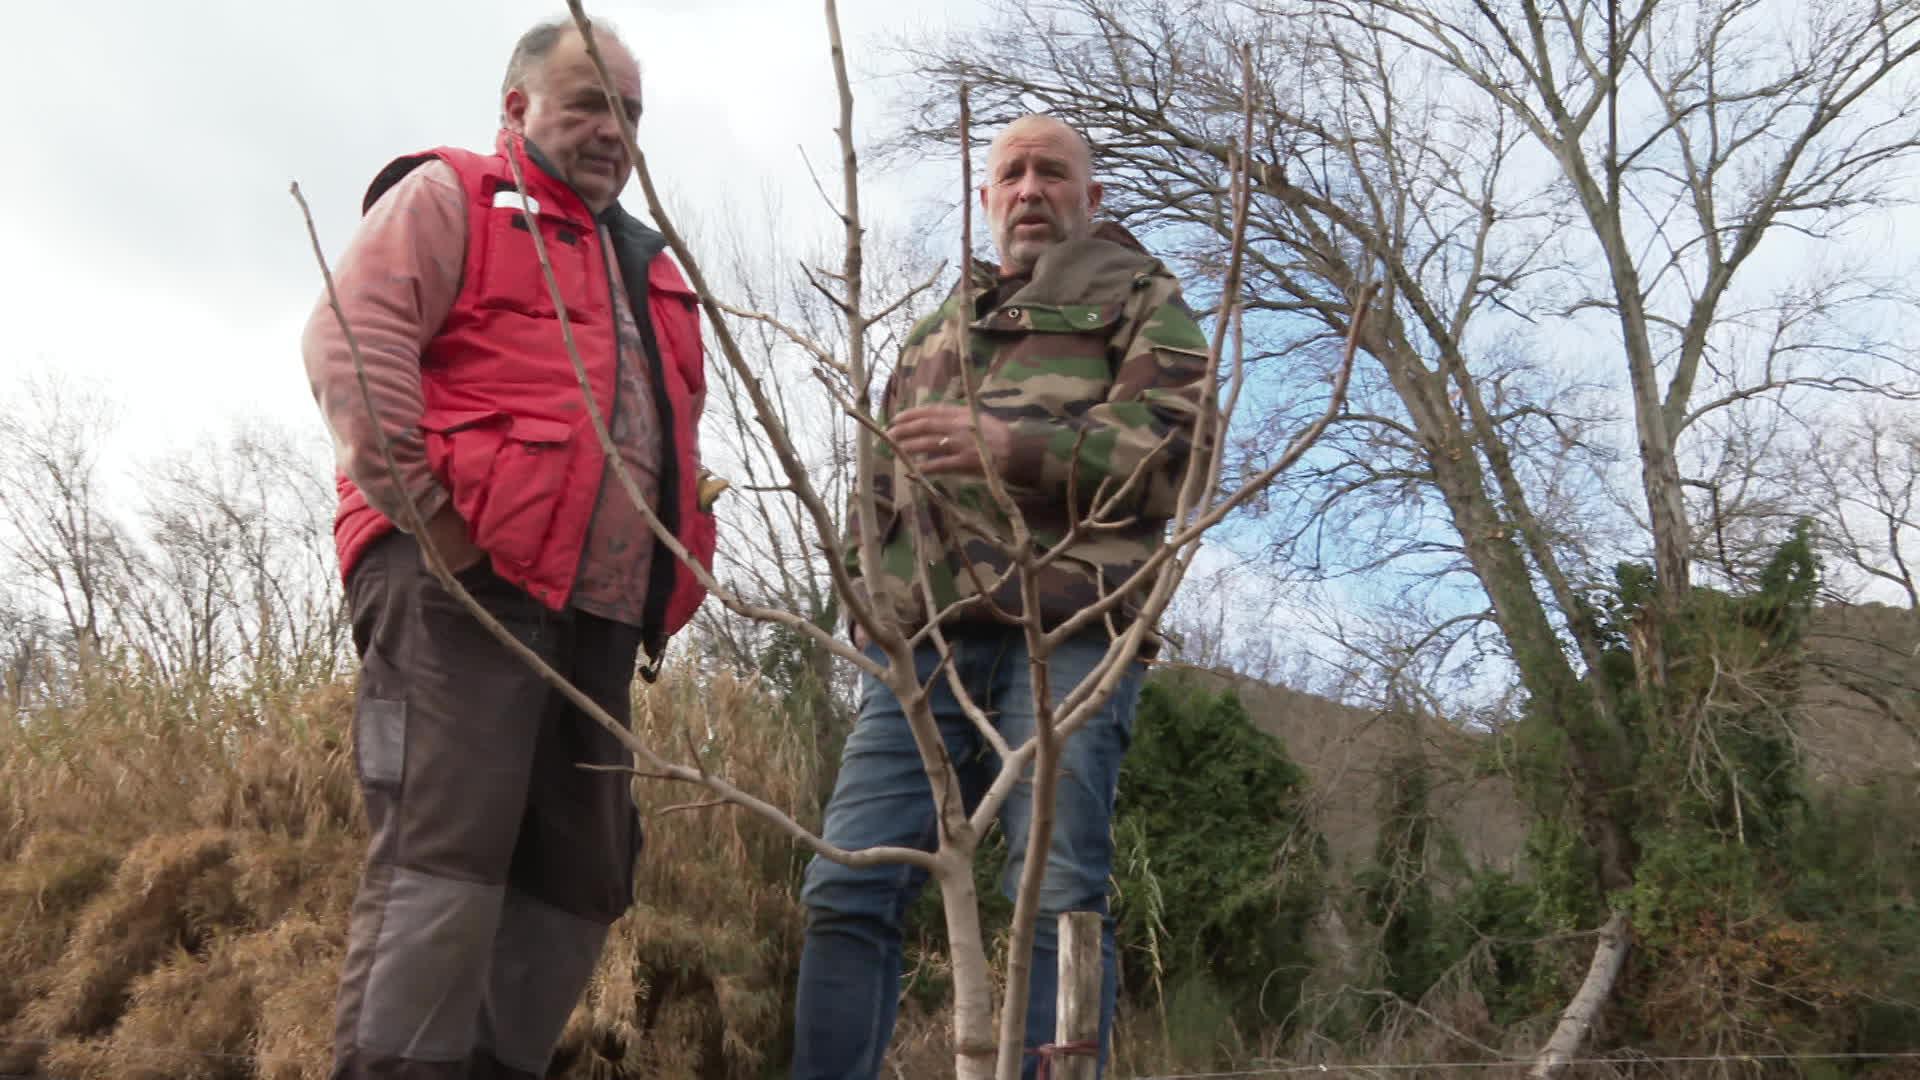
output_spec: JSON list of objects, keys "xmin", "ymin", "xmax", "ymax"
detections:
[
  {"xmin": 573, "ymin": 179, "xmax": 624, "ymax": 214},
  {"xmin": 1003, "ymin": 240, "xmax": 1056, "ymax": 274}
]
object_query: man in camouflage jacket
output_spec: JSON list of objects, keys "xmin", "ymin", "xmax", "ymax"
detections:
[{"xmin": 791, "ymin": 115, "xmax": 1212, "ymax": 1080}]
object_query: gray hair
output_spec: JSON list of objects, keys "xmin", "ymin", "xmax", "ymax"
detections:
[{"xmin": 499, "ymin": 16, "xmax": 630, "ymax": 101}]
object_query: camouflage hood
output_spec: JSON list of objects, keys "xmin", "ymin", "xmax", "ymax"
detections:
[{"xmin": 850, "ymin": 222, "xmax": 1212, "ymax": 639}]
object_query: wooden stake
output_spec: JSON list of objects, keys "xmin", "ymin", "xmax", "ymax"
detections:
[{"xmin": 1049, "ymin": 911, "xmax": 1103, "ymax": 1080}]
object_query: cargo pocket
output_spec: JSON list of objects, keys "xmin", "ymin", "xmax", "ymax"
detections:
[
  {"xmin": 469, "ymin": 415, "xmax": 576, "ymax": 570},
  {"xmin": 355, "ymin": 696, "xmax": 406, "ymax": 789},
  {"xmin": 975, "ymin": 300, "xmax": 1126, "ymax": 416},
  {"xmin": 422, "ymin": 409, "xmax": 510, "ymax": 535}
]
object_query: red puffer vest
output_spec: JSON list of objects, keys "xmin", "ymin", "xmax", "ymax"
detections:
[{"xmin": 332, "ymin": 131, "xmax": 715, "ymax": 663}]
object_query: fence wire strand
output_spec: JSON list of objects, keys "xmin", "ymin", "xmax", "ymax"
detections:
[
  {"xmin": 1123, "ymin": 1052, "xmax": 1920, "ymax": 1078},
  {"xmin": 2, "ymin": 1037, "xmax": 1918, "ymax": 1078}
]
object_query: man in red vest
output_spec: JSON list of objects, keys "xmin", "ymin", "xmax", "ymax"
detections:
[{"xmin": 301, "ymin": 16, "xmax": 715, "ymax": 1080}]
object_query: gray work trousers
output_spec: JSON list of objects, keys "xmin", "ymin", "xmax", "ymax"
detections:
[{"xmin": 331, "ymin": 533, "xmax": 643, "ymax": 1080}]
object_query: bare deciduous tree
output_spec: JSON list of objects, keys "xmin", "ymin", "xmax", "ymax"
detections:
[
  {"xmin": 0, "ymin": 376, "xmax": 136, "ymax": 664},
  {"xmin": 891, "ymin": 0, "xmax": 1920, "ymax": 1069},
  {"xmin": 1801, "ymin": 405, "xmax": 1920, "ymax": 612},
  {"xmin": 0, "ymin": 377, "xmax": 348, "ymax": 699},
  {"xmin": 139, "ymin": 424, "xmax": 349, "ymax": 692}
]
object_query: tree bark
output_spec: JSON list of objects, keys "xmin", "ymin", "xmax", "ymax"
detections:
[
  {"xmin": 940, "ymin": 851, "xmax": 999, "ymax": 1080},
  {"xmin": 995, "ymin": 719, "xmax": 1062, "ymax": 1079}
]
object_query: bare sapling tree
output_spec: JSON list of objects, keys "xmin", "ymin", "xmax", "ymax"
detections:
[
  {"xmin": 897, "ymin": 0, "xmax": 1920, "ymax": 1071},
  {"xmin": 692, "ymin": 199, "xmax": 946, "ymax": 761},
  {"xmin": 296, "ymin": 7, "xmax": 1366, "ymax": 1077},
  {"xmin": 139, "ymin": 425, "xmax": 350, "ymax": 695},
  {"xmin": 0, "ymin": 376, "xmax": 137, "ymax": 669},
  {"xmin": 0, "ymin": 374, "xmax": 348, "ymax": 697},
  {"xmin": 1800, "ymin": 405, "xmax": 1920, "ymax": 613}
]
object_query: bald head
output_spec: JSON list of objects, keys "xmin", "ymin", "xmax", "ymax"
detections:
[
  {"xmin": 979, "ymin": 115, "xmax": 1103, "ymax": 276},
  {"xmin": 986, "ymin": 115, "xmax": 1092, "ymax": 178},
  {"xmin": 500, "ymin": 17, "xmax": 633, "ymax": 106}
]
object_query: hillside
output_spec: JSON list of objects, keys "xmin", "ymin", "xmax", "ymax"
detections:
[
  {"xmin": 1801, "ymin": 603, "xmax": 1920, "ymax": 784},
  {"xmin": 1196, "ymin": 669, "xmax": 1530, "ymax": 877},
  {"xmin": 1193, "ymin": 600, "xmax": 1918, "ymax": 881}
]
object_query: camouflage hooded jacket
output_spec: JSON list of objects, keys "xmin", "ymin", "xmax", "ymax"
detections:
[{"xmin": 850, "ymin": 222, "xmax": 1213, "ymax": 638}]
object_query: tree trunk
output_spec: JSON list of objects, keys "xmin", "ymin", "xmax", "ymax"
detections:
[
  {"xmin": 996, "ymin": 708, "xmax": 1066, "ymax": 1079},
  {"xmin": 1373, "ymin": 333, "xmax": 1637, "ymax": 893},
  {"xmin": 940, "ymin": 852, "xmax": 999, "ymax": 1080},
  {"xmin": 1531, "ymin": 911, "xmax": 1631, "ymax": 1078}
]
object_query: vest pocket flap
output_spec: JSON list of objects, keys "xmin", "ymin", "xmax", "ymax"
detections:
[
  {"xmin": 976, "ymin": 301, "xmax": 1125, "ymax": 334},
  {"xmin": 647, "ymin": 255, "xmax": 697, "ymax": 300},
  {"xmin": 421, "ymin": 408, "xmax": 508, "ymax": 435},
  {"xmin": 476, "ymin": 203, "xmax": 596, "ymax": 322},
  {"xmin": 507, "ymin": 416, "xmax": 575, "ymax": 446}
]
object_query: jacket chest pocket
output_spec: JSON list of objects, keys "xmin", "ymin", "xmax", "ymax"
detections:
[
  {"xmin": 973, "ymin": 301, "xmax": 1125, "ymax": 417},
  {"xmin": 474, "ymin": 204, "xmax": 607, "ymax": 323}
]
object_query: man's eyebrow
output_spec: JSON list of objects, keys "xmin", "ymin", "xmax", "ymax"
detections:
[
  {"xmin": 596, "ymin": 92, "xmax": 643, "ymax": 118},
  {"xmin": 576, "ymin": 89, "xmax": 643, "ymax": 119},
  {"xmin": 998, "ymin": 151, "xmax": 1059, "ymax": 168}
]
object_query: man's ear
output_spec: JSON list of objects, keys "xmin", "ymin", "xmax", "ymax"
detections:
[
  {"xmin": 502, "ymin": 87, "xmax": 530, "ymax": 132},
  {"xmin": 978, "ymin": 183, "xmax": 990, "ymax": 213},
  {"xmin": 1086, "ymin": 179, "xmax": 1104, "ymax": 216}
]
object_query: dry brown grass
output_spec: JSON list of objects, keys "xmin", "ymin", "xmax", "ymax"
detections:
[
  {"xmin": 246, "ymin": 917, "xmax": 343, "ymax": 1080},
  {"xmin": 0, "ymin": 831, "xmax": 121, "ymax": 1029},
  {"xmin": 17, "ymin": 624, "xmax": 1896, "ymax": 1077},
  {"xmin": 0, "ymin": 661, "xmax": 824, "ymax": 1080},
  {"xmin": 20, "ymin": 830, "xmax": 241, "ymax": 1045},
  {"xmin": 13, "ymin": 651, "xmax": 1473, "ymax": 1079},
  {"xmin": 27, "ymin": 915, "xmax": 342, "ymax": 1080},
  {"xmin": 554, "ymin": 669, "xmax": 820, "ymax": 1079},
  {"xmin": 0, "ymin": 665, "xmax": 363, "ymax": 1076}
]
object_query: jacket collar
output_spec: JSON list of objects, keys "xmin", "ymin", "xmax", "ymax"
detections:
[
  {"xmin": 496, "ymin": 128, "xmax": 617, "ymax": 226},
  {"xmin": 965, "ymin": 220, "xmax": 1157, "ymax": 311},
  {"xmin": 494, "ymin": 128, "xmax": 666, "ymax": 254}
]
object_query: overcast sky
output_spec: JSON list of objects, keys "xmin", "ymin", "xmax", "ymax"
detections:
[{"xmin": 0, "ymin": 0, "xmax": 986, "ymax": 457}]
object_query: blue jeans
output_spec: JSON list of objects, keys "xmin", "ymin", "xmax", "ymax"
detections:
[{"xmin": 791, "ymin": 628, "xmax": 1141, "ymax": 1080}]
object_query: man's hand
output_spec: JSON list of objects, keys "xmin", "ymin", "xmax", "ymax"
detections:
[
  {"xmin": 887, "ymin": 405, "xmax": 1015, "ymax": 477},
  {"xmin": 420, "ymin": 505, "xmax": 486, "ymax": 574}
]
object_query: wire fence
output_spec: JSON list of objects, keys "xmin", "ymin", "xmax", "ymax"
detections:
[
  {"xmin": 1123, "ymin": 1052, "xmax": 1920, "ymax": 1078},
  {"xmin": 3, "ymin": 1036, "xmax": 1919, "ymax": 1079}
]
